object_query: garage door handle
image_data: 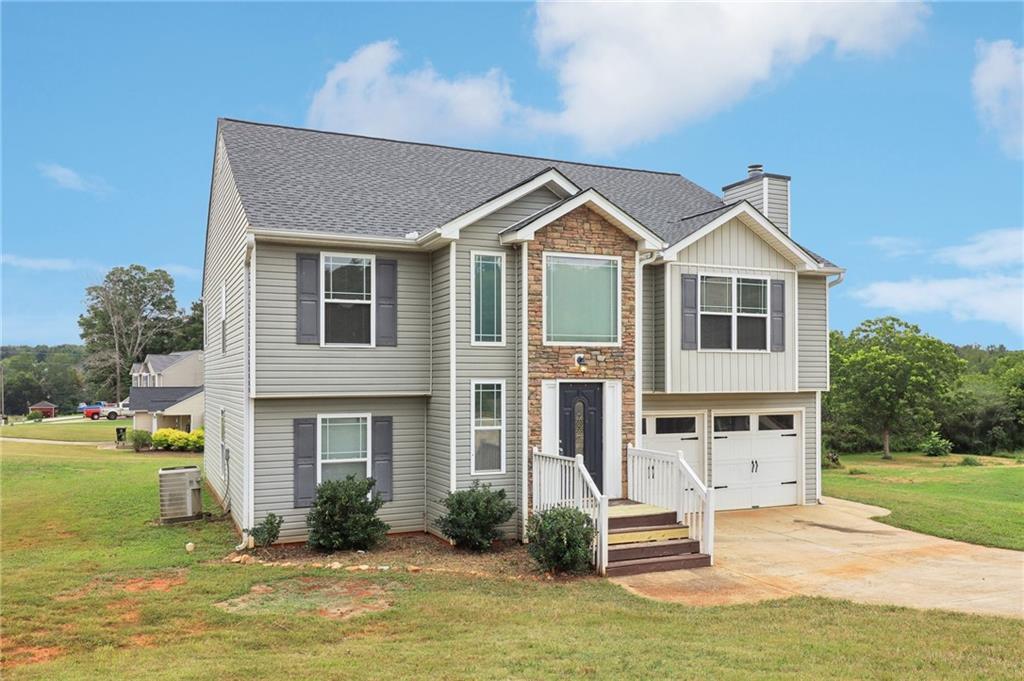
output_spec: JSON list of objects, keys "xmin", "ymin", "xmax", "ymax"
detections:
[
  {"xmin": 780, "ymin": 433, "xmax": 798, "ymax": 438},
  {"xmin": 781, "ymin": 480, "xmax": 797, "ymax": 485},
  {"xmin": 680, "ymin": 436, "xmax": 699, "ymax": 441},
  {"xmin": 714, "ymin": 436, "xmax": 727, "ymax": 440},
  {"xmin": 714, "ymin": 485, "xmax": 728, "ymax": 490}
]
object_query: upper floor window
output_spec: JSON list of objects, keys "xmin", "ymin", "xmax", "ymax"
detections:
[
  {"xmin": 322, "ymin": 253, "xmax": 375, "ymax": 346},
  {"xmin": 699, "ymin": 275, "xmax": 768, "ymax": 351},
  {"xmin": 544, "ymin": 254, "xmax": 620, "ymax": 345},
  {"xmin": 472, "ymin": 252, "xmax": 504, "ymax": 345}
]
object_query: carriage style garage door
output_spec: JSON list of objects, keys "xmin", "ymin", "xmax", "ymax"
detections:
[
  {"xmin": 711, "ymin": 412, "xmax": 801, "ymax": 511},
  {"xmin": 641, "ymin": 413, "xmax": 705, "ymax": 482}
]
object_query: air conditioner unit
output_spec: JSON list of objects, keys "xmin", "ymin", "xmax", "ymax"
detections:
[{"xmin": 159, "ymin": 465, "xmax": 203, "ymax": 523}]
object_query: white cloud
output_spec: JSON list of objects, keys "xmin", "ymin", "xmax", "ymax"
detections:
[
  {"xmin": 158, "ymin": 263, "xmax": 201, "ymax": 280},
  {"xmin": 306, "ymin": 40, "xmax": 519, "ymax": 144},
  {"xmin": 934, "ymin": 228, "xmax": 1024, "ymax": 270},
  {"xmin": 1, "ymin": 254, "xmax": 102, "ymax": 272},
  {"xmin": 867, "ymin": 236, "xmax": 924, "ymax": 258},
  {"xmin": 853, "ymin": 275, "xmax": 1024, "ymax": 335},
  {"xmin": 36, "ymin": 162, "xmax": 111, "ymax": 194},
  {"xmin": 972, "ymin": 39, "xmax": 1024, "ymax": 158},
  {"xmin": 305, "ymin": 3, "xmax": 926, "ymax": 153}
]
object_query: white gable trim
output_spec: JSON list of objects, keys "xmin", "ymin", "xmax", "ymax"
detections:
[
  {"xmin": 430, "ymin": 168, "xmax": 579, "ymax": 242},
  {"xmin": 661, "ymin": 201, "xmax": 818, "ymax": 269},
  {"xmin": 498, "ymin": 188, "xmax": 665, "ymax": 251}
]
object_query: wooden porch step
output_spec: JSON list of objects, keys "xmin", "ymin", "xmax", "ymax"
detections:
[
  {"xmin": 605, "ymin": 553, "xmax": 712, "ymax": 577},
  {"xmin": 608, "ymin": 539, "xmax": 700, "ymax": 562},
  {"xmin": 608, "ymin": 524, "xmax": 689, "ymax": 545},
  {"xmin": 609, "ymin": 510, "xmax": 677, "ymax": 530}
]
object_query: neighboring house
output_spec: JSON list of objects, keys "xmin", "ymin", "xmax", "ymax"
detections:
[
  {"xmin": 29, "ymin": 401, "xmax": 58, "ymax": 418},
  {"xmin": 128, "ymin": 351, "xmax": 204, "ymax": 432},
  {"xmin": 202, "ymin": 119, "xmax": 843, "ymax": 573}
]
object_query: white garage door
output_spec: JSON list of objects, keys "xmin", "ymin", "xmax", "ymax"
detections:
[
  {"xmin": 641, "ymin": 414, "xmax": 705, "ymax": 482},
  {"xmin": 711, "ymin": 412, "xmax": 800, "ymax": 511}
]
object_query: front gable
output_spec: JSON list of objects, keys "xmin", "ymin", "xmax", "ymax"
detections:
[{"xmin": 674, "ymin": 217, "xmax": 795, "ymax": 270}]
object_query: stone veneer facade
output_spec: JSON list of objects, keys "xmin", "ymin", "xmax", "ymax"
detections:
[{"xmin": 527, "ymin": 205, "xmax": 638, "ymax": 501}]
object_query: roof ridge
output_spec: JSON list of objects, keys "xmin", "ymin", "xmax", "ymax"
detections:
[
  {"xmin": 675, "ymin": 202, "xmax": 734, "ymax": 222},
  {"xmin": 218, "ymin": 117, "xmax": 686, "ymax": 178}
]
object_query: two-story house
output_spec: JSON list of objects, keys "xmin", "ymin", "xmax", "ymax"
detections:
[
  {"xmin": 202, "ymin": 119, "xmax": 842, "ymax": 574},
  {"xmin": 128, "ymin": 350, "xmax": 204, "ymax": 433}
]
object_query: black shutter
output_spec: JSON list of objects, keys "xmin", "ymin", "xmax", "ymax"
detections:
[
  {"xmin": 293, "ymin": 417, "xmax": 317, "ymax": 507},
  {"xmin": 375, "ymin": 259, "xmax": 398, "ymax": 347},
  {"xmin": 681, "ymin": 274, "xmax": 698, "ymax": 350},
  {"xmin": 296, "ymin": 253, "xmax": 320, "ymax": 344},
  {"xmin": 770, "ymin": 279, "xmax": 785, "ymax": 352},
  {"xmin": 371, "ymin": 416, "xmax": 394, "ymax": 502}
]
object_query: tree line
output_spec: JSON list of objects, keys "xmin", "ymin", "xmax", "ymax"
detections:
[
  {"xmin": 825, "ymin": 317, "xmax": 1023, "ymax": 458},
  {"xmin": 1, "ymin": 266, "xmax": 202, "ymax": 415}
]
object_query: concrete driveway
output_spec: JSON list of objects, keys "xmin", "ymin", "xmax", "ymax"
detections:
[{"xmin": 613, "ymin": 497, "xmax": 1024, "ymax": 619}]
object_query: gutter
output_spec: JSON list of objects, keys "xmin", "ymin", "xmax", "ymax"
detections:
[{"xmin": 827, "ymin": 271, "xmax": 846, "ymax": 288}]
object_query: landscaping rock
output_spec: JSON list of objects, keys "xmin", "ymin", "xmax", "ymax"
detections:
[
  {"xmin": 329, "ymin": 562, "xmax": 342, "ymax": 570},
  {"xmin": 185, "ymin": 542, "xmax": 195, "ymax": 554},
  {"xmin": 377, "ymin": 565, "xmax": 390, "ymax": 571},
  {"xmin": 407, "ymin": 565, "xmax": 421, "ymax": 573},
  {"xmin": 358, "ymin": 564, "xmax": 370, "ymax": 571},
  {"xmin": 239, "ymin": 554, "xmax": 256, "ymax": 565},
  {"xmin": 230, "ymin": 555, "xmax": 243, "ymax": 564},
  {"xmin": 345, "ymin": 566, "xmax": 361, "ymax": 572}
]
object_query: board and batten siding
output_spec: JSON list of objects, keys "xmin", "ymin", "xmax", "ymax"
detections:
[
  {"xmin": 253, "ymin": 243, "xmax": 431, "ymax": 395},
  {"xmin": 642, "ymin": 264, "xmax": 665, "ymax": 392},
  {"xmin": 425, "ymin": 245, "xmax": 452, "ymax": 535},
  {"xmin": 666, "ymin": 218, "xmax": 797, "ymax": 393},
  {"xmin": 202, "ymin": 136, "xmax": 250, "ymax": 531},
  {"xmin": 253, "ymin": 397, "xmax": 427, "ymax": 542},
  {"xmin": 643, "ymin": 391, "xmax": 819, "ymax": 503},
  {"xmin": 798, "ymin": 275, "xmax": 829, "ymax": 390}
]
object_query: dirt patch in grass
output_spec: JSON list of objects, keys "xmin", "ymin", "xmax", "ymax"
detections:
[
  {"xmin": 106, "ymin": 598, "xmax": 142, "ymax": 624},
  {"xmin": 233, "ymin": 534, "xmax": 543, "ymax": 579},
  {"xmin": 54, "ymin": 569, "xmax": 187, "ymax": 601},
  {"xmin": 2, "ymin": 646, "xmax": 65, "ymax": 669},
  {"xmin": 214, "ymin": 577, "xmax": 392, "ymax": 620}
]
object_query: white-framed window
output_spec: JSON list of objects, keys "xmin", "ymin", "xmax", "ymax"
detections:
[
  {"xmin": 543, "ymin": 252, "xmax": 621, "ymax": 346},
  {"xmin": 471, "ymin": 380, "xmax": 505, "ymax": 474},
  {"xmin": 471, "ymin": 251, "xmax": 505, "ymax": 345},
  {"xmin": 317, "ymin": 413, "xmax": 371, "ymax": 483},
  {"xmin": 321, "ymin": 252, "xmax": 375, "ymax": 346},
  {"xmin": 699, "ymin": 275, "xmax": 769, "ymax": 352}
]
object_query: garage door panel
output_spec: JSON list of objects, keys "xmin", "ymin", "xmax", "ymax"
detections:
[
  {"xmin": 713, "ymin": 412, "xmax": 800, "ymax": 511},
  {"xmin": 641, "ymin": 414, "xmax": 705, "ymax": 483}
]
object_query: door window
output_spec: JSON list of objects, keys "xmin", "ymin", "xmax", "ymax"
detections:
[
  {"xmin": 758, "ymin": 414, "xmax": 795, "ymax": 430},
  {"xmin": 655, "ymin": 417, "xmax": 696, "ymax": 434},
  {"xmin": 714, "ymin": 415, "xmax": 750, "ymax": 432}
]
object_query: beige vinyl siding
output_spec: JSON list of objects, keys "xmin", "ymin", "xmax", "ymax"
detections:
[
  {"xmin": 643, "ymin": 391, "xmax": 819, "ymax": 503},
  {"xmin": 253, "ymin": 243, "xmax": 431, "ymax": 395},
  {"xmin": 764, "ymin": 176, "xmax": 790, "ymax": 234},
  {"xmin": 723, "ymin": 178, "xmax": 763, "ymax": 211},
  {"xmin": 160, "ymin": 353, "xmax": 203, "ymax": 387},
  {"xmin": 798, "ymin": 275, "xmax": 829, "ymax": 390},
  {"xmin": 667, "ymin": 219, "xmax": 797, "ymax": 392},
  {"xmin": 202, "ymin": 136, "xmax": 250, "ymax": 531},
  {"xmin": 253, "ymin": 397, "xmax": 427, "ymax": 542},
  {"xmin": 642, "ymin": 263, "xmax": 665, "ymax": 392},
  {"xmin": 450, "ymin": 190, "xmax": 558, "ymax": 534},
  {"xmin": 425, "ymin": 245, "xmax": 451, "ymax": 535}
]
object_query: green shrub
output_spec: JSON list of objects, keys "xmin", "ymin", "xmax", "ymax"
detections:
[
  {"xmin": 438, "ymin": 483, "xmax": 516, "ymax": 551},
  {"xmin": 959, "ymin": 456, "xmax": 982, "ymax": 467},
  {"xmin": 151, "ymin": 428, "xmax": 174, "ymax": 449},
  {"xmin": 25, "ymin": 411, "xmax": 44, "ymax": 422},
  {"xmin": 526, "ymin": 507, "xmax": 595, "ymax": 574},
  {"xmin": 249, "ymin": 512, "xmax": 283, "ymax": 548},
  {"xmin": 920, "ymin": 431, "xmax": 953, "ymax": 457},
  {"xmin": 187, "ymin": 428, "xmax": 204, "ymax": 452},
  {"xmin": 822, "ymin": 451, "xmax": 843, "ymax": 469},
  {"xmin": 129, "ymin": 429, "xmax": 152, "ymax": 452},
  {"xmin": 306, "ymin": 477, "xmax": 389, "ymax": 551}
]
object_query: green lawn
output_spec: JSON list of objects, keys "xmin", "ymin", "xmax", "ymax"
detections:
[
  {"xmin": 2, "ymin": 442, "xmax": 1022, "ymax": 679},
  {"xmin": 823, "ymin": 452, "xmax": 1024, "ymax": 551},
  {"xmin": 0, "ymin": 417, "xmax": 132, "ymax": 442}
]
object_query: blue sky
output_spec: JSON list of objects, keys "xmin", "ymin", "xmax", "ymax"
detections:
[{"xmin": 2, "ymin": 2, "xmax": 1022, "ymax": 348}]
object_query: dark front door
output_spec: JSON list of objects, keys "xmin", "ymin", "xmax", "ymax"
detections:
[{"xmin": 559, "ymin": 383, "xmax": 604, "ymax": 493}]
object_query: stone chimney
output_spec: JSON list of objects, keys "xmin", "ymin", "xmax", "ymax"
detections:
[{"xmin": 722, "ymin": 164, "xmax": 791, "ymax": 235}]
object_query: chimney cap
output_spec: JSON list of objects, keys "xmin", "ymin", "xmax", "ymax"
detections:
[{"xmin": 747, "ymin": 163, "xmax": 764, "ymax": 177}]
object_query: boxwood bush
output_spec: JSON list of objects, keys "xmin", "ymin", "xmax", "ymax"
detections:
[
  {"xmin": 249, "ymin": 512, "xmax": 283, "ymax": 548},
  {"xmin": 306, "ymin": 477, "xmax": 389, "ymax": 551},
  {"xmin": 129, "ymin": 429, "xmax": 153, "ymax": 452},
  {"xmin": 438, "ymin": 483, "xmax": 516, "ymax": 551},
  {"xmin": 25, "ymin": 411, "xmax": 44, "ymax": 422},
  {"xmin": 151, "ymin": 427, "xmax": 203, "ymax": 452},
  {"xmin": 527, "ymin": 506, "xmax": 595, "ymax": 574}
]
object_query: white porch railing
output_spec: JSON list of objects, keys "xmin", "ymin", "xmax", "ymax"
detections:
[
  {"xmin": 626, "ymin": 444, "xmax": 715, "ymax": 562},
  {"xmin": 532, "ymin": 447, "xmax": 609, "ymax": 575}
]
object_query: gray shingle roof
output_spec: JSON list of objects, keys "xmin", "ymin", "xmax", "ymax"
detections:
[
  {"xmin": 128, "ymin": 386, "xmax": 202, "ymax": 413},
  {"xmin": 216, "ymin": 118, "xmax": 837, "ymax": 267},
  {"xmin": 145, "ymin": 351, "xmax": 200, "ymax": 374},
  {"xmin": 218, "ymin": 119, "xmax": 724, "ymax": 240}
]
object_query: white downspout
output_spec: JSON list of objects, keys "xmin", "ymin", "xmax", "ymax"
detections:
[{"xmin": 236, "ymin": 235, "xmax": 256, "ymax": 552}]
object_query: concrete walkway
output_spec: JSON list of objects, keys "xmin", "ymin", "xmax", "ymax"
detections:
[
  {"xmin": 0, "ymin": 436, "xmax": 100, "ymax": 446},
  {"xmin": 613, "ymin": 497, "xmax": 1024, "ymax": 619}
]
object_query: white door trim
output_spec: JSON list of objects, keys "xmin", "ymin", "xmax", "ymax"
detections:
[{"xmin": 540, "ymin": 378, "xmax": 623, "ymax": 497}]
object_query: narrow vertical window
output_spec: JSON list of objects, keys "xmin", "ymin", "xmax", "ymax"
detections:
[
  {"xmin": 472, "ymin": 381, "xmax": 504, "ymax": 474},
  {"xmin": 322, "ymin": 254, "xmax": 374, "ymax": 345},
  {"xmin": 472, "ymin": 253, "xmax": 504, "ymax": 344}
]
